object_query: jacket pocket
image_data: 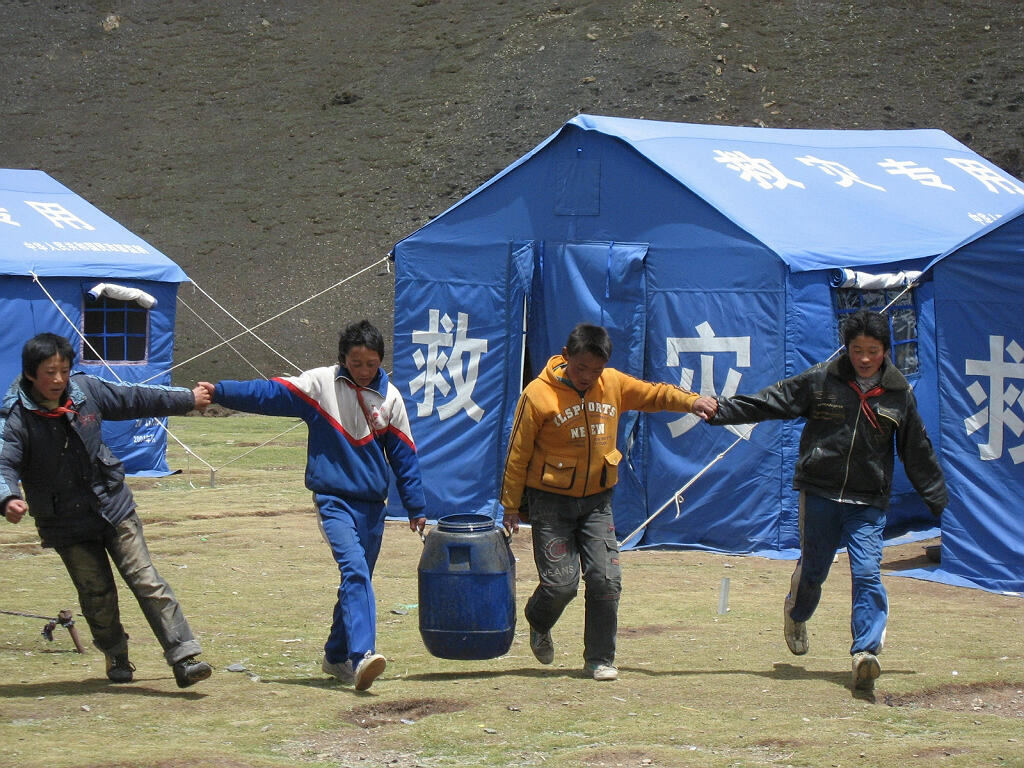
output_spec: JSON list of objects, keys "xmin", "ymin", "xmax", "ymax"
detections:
[
  {"xmin": 96, "ymin": 449, "xmax": 126, "ymax": 492},
  {"xmin": 600, "ymin": 449, "xmax": 622, "ymax": 488},
  {"xmin": 541, "ymin": 455, "xmax": 577, "ymax": 490}
]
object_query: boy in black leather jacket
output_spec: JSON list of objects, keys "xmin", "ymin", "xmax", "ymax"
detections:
[{"xmin": 707, "ymin": 310, "xmax": 946, "ymax": 692}]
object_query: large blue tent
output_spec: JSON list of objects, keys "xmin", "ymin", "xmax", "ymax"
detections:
[
  {"xmin": 0, "ymin": 169, "xmax": 189, "ymax": 475},
  {"xmin": 391, "ymin": 115, "xmax": 1024, "ymax": 593}
]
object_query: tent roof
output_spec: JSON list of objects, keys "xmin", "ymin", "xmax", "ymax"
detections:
[
  {"xmin": 0, "ymin": 169, "xmax": 188, "ymax": 283},
  {"xmin": 411, "ymin": 115, "xmax": 1024, "ymax": 272}
]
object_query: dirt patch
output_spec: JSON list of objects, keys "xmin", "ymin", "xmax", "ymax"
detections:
[
  {"xmin": 82, "ymin": 761, "xmax": 263, "ymax": 768},
  {"xmin": 574, "ymin": 747, "xmax": 659, "ymax": 767},
  {"xmin": 884, "ymin": 682, "xmax": 1024, "ymax": 717},
  {"xmin": 620, "ymin": 623, "xmax": 680, "ymax": 637},
  {"xmin": 343, "ymin": 696, "xmax": 469, "ymax": 728},
  {"xmin": 0, "ymin": 542, "xmax": 44, "ymax": 557}
]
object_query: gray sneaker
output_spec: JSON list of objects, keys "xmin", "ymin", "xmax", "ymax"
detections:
[
  {"xmin": 321, "ymin": 656, "xmax": 355, "ymax": 684},
  {"xmin": 852, "ymin": 652, "xmax": 881, "ymax": 691},
  {"xmin": 784, "ymin": 595, "xmax": 808, "ymax": 655},
  {"xmin": 585, "ymin": 663, "xmax": 618, "ymax": 681},
  {"xmin": 529, "ymin": 627, "xmax": 554, "ymax": 665},
  {"xmin": 354, "ymin": 652, "xmax": 386, "ymax": 691}
]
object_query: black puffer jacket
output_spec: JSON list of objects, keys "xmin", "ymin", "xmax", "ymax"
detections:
[
  {"xmin": 711, "ymin": 356, "xmax": 947, "ymax": 514},
  {"xmin": 0, "ymin": 373, "xmax": 195, "ymax": 547}
]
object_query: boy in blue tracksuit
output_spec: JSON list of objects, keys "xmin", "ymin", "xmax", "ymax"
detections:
[{"xmin": 199, "ymin": 320, "xmax": 426, "ymax": 691}]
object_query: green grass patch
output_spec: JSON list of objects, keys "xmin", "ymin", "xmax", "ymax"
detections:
[{"xmin": 1, "ymin": 415, "xmax": 1021, "ymax": 767}]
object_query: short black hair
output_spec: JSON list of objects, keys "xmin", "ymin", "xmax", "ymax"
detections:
[
  {"xmin": 22, "ymin": 333, "xmax": 75, "ymax": 379},
  {"xmin": 564, "ymin": 323, "xmax": 612, "ymax": 360},
  {"xmin": 842, "ymin": 310, "xmax": 891, "ymax": 352},
  {"xmin": 338, "ymin": 320, "xmax": 385, "ymax": 363}
]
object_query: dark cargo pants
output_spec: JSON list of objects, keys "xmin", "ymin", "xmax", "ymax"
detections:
[
  {"xmin": 524, "ymin": 488, "xmax": 621, "ymax": 667},
  {"xmin": 55, "ymin": 511, "xmax": 201, "ymax": 665}
]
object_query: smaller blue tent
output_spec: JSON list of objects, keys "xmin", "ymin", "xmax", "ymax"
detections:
[
  {"xmin": 391, "ymin": 116, "xmax": 1024, "ymax": 594},
  {"xmin": 0, "ymin": 169, "xmax": 190, "ymax": 475}
]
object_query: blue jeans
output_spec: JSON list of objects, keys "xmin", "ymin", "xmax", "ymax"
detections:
[
  {"xmin": 55, "ymin": 512, "xmax": 201, "ymax": 664},
  {"xmin": 524, "ymin": 488, "xmax": 621, "ymax": 667},
  {"xmin": 788, "ymin": 492, "xmax": 888, "ymax": 655},
  {"xmin": 315, "ymin": 494, "xmax": 386, "ymax": 666}
]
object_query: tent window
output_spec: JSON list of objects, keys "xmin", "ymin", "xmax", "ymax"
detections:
[
  {"xmin": 834, "ymin": 287, "xmax": 919, "ymax": 377},
  {"xmin": 82, "ymin": 295, "xmax": 149, "ymax": 363}
]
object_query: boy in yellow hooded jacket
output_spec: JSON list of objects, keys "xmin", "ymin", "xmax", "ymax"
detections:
[{"xmin": 501, "ymin": 323, "xmax": 717, "ymax": 680}]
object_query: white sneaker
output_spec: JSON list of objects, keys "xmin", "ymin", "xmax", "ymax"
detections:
[
  {"xmin": 354, "ymin": 652, "xmax": 386, "ymax": 691},
  {"xmin": 321, "ymin": 656, "xmax": 354, "ymax": 684},
  {"xmin": 784, "ymin": 595, "xmax": 808, "ymax": 655},
  {"xmin": 586, "ymin": 663, "xmax": 618, "ymax": 681},
  {"xmin": 852, "ymin": 651, "xmax": 881, "ymax": 691}
]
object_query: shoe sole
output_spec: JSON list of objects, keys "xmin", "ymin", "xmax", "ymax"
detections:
[
  {"xmin": 784, "ymin": 600, "xmax": 808, "ymax": 656},
  {"xmin": 853, "ymin": 656, "xmax": 881, "ymax": 690},
  {"xmin": 355, "ymin": 656, "xmax": 386, "ymax": 691},
  {"xmin": 176, "ymin": 665, "xmax": 212, "ymax": 688}
]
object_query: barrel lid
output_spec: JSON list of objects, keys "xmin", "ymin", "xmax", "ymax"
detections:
[{"xmin": 436, "ymin": 513, "xmax": 498, "ymax": 533}]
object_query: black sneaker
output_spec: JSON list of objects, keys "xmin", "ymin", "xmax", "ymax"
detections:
[
  {"xmin": 172, "ymin": 656, "xmax": 212, "ymax": 688},
  {"xmin": 105, "ymin": 653, "xmax": 135, "ymax": 683}
]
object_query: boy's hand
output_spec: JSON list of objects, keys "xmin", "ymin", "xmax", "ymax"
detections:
[
  {"xmin": 502, "ymin": 509, "xmax": 520, "ymax": 534},
  {"xmin": 409, "ymin": 516, "xmax": 426, "ymax": 534},
  {"xmin": 691, "ymin": 396, "xmax": 718, "ymax": 421},
  {"xmin": 4, "ymin": 499, "xmax": 27, "ymax": 524},
  {"xmin": 193, "ymin": 382, "xmax": 216, "ymax": 410}
]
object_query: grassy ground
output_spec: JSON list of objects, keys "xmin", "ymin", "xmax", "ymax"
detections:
[{"xmin": 1, "ymin": 414, "xmax": 1021, "ymax": 768}]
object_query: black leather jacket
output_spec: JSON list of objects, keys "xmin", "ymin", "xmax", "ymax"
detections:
[
  {"xmin": 0, "ymin": 373, "xmax": 195, "ymax": 546},
  {"xmin": 711, "ymin": 356, "xmax": 947, "ymax": 514}
]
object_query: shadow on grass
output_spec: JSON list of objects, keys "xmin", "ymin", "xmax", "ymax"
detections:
[{"xmin": 0, "ymin": 677, "xmax": 207, "ymax": 699}]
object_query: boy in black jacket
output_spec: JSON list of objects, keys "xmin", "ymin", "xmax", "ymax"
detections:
[{"xmin": 1, "ymin": 333, "xmax": 212, "ymax": 687}]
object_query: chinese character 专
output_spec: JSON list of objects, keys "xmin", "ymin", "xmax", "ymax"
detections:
[
  {"xmin": 665, "ymin": 321, "xmax": 752, "ymax": 438},
  {"xmin": 945, "ymin": 158, "xmax": 1024, "ymax": 195},
  {"xmin": 877, "ymin": 159, "xmax": 955, "ymax": 190},
  {"xmin": 795, "ymin": 155, "xmax": 886, "ymax": 191},
  {"xmin": 409, "ymin": 310, "xmax": 488, "ymax": 423},
  {"xmin": 713, "ymin": 150, "xmax": 806, "ymax": 190},
  {"xmin": 964, "ymin": 335, "xmax": 1024, "ymax": 464},
  {"xmin": 24, "ymin": 201, "xmax": 96, "ymax": 230},
  {"xmin": 0, "ymin": 207, "xmax": 21, "ymax": 227}
]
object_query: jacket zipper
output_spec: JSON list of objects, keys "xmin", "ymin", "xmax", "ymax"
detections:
[
  {"xmin": 839, "ymin": 407, "xmax": 861, "ymax": 501},
  {"xmin": 581, "ymin": 392, "xmax": 592, "ymax": 496}
]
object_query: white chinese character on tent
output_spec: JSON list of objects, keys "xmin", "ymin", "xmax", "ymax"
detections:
[
  {"xmin": 795, "ymin": 155, "xmax": 886, "ymax": 191},
  {"xmin": 964, "ymin": 335, "xmax": 1024, "ymax": 464},
  {"xmin": 24, "ymin": 201, "xmax": 96, "ymax": 230},
  {"xmin": 0, "ymin": 208, "xmax": 21, "ymax": 227},
  {"xmin": 945, "ymin": 158, "xmax": 1024, "ymax": 195},
  {"xmin": 713, "ymin": 150, "xmax": 806, "ymax": 190},
  {"xmin": 409, "ymin": 309, "xmax": 488, "ymax": 422},
  {"xmin": 877, "ymin": 159, "xmax": 955, "ymax": 190},
  {"xmin": 665, "ymin": 321, "xmax": 752, "ymax": 438}
]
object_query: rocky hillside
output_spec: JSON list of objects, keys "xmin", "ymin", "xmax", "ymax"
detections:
[{"xmin": 2, "ymin": 0, "xmax": 1021, "ymax": 382}]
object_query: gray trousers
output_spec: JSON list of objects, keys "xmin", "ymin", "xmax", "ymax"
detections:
[
  {"xmin": 524, "ymin": 488, "xmax": 622, "ymax": 667},
  {"xmin": 55, "ymin": 511, "xmax": 201, "ymax": 665}
]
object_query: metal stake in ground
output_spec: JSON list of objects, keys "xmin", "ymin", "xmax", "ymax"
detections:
[{"xmin": 0, "ymin": 607, "xmax": 86, "ymax": 653}]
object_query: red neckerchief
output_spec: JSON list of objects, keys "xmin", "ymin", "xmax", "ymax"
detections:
[
  {"xmin": 848, "ymin": 381, "xmax": 884, "ymax": 432},
  {"xmin": 31, "ymin": 397, "xmax": 78, "ymax": 419}
]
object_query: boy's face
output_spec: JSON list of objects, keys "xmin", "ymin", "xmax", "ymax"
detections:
[
  {"xmin": 847, "ymin": 334, "xmax": 886, "ymax": 380},
  {"xmin": 342, "ymin": 345, "xmax": 382, "ymax": 388},
  {"xmin": 561, "ymin": 349, "xmax": 607, "ymax": 392},
  {"xmin": 26, "ymin": 353, "xmax": 71, "ymax": 403}
]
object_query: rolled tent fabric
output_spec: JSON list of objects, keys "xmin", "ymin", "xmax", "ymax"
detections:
[
  {"xmin": 828, "ymin": 268, "xmax": 922, "ymax": 289},
  {"xmin": 87, "ymin": 282, "xmax": 158, "ymax": 308}
]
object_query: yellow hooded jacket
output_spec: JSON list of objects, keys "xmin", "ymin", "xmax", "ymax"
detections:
[{"xmin": 500, "ymin": 355, "xmax": 699, "ymax": 511}]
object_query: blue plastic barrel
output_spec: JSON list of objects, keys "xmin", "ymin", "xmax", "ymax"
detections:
[{"xmin": 418, "ymin": 513, "xmax": 516, "ymax": 660}]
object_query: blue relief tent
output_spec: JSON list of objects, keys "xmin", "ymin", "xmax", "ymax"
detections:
[
  {"xmin": 0, "ymin": 169, "xmax": 190, "ymax": 475},
  {"xmin": 391, "ymin": 115, "xmax": 1024, "ymax": 594}
]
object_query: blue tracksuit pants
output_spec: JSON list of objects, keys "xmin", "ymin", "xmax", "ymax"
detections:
[
  {"xmin": 315, "ymin": 494, "xmax": 387, "ymax": 666},
  {"xmin": 788, "ymin": 492, "xmax": 888, "ymax": 656}
]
